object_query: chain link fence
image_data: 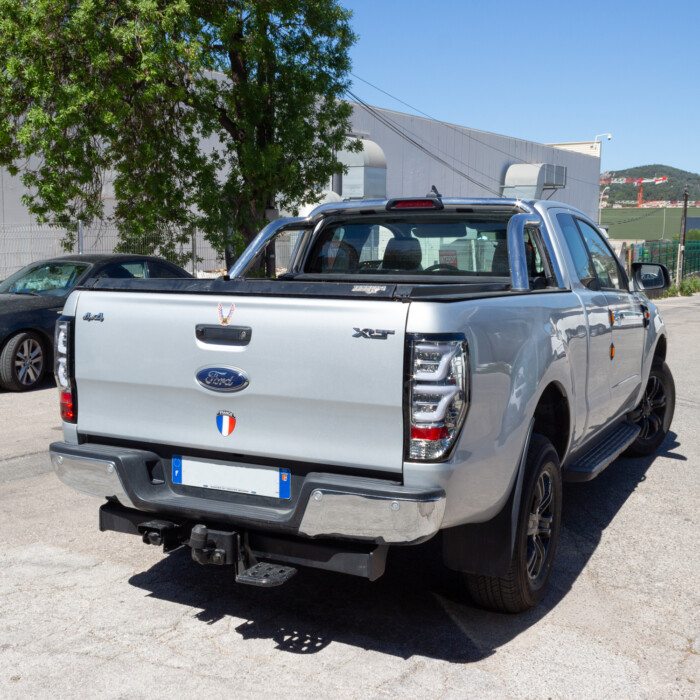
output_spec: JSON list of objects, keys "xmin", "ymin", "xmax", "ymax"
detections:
[
  {"xmin": 629, "ymin": 240, "xmax": 700, "ymax": 279},
  {"xmin": 0, "ymin": 223, "xmax": 225, "ymax": 280}
]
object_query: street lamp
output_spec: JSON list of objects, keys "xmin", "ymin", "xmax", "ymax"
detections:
[
  {"xmin": 595, "ymin": 134, "xmax": 613, "ymax": 224},
  {"xmin": 598, "ymin": 186, "xmax": 610, "ymax": 225}
]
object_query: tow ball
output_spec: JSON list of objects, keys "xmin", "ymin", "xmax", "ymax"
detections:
[{"xmin": 188, "ymin": 524, "xmax": 236, "ymax": 567}]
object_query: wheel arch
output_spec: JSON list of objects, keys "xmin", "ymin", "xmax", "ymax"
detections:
[
  {"xmin": 652, "ymin": 333, "xmax": 667, "ymax": 366},
  {"xmin": 1, "ymin": 326, "xmax": 53, "ymax": 357},
  {"xmin": 532, "ymin": 381, "xmax": 571, "ymax": 465}
]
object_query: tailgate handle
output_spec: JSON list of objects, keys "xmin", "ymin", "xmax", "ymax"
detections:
[{"xmin": 195, "ymin": 325, "xmax": 252, "ymax": 345}]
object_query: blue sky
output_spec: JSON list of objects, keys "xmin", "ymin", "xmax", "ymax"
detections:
[{"xmin": 343, "ymin": 0, "xmax": 699, "ymax": 175}]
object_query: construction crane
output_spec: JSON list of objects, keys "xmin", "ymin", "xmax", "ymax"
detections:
[{"xmin": 600, "ymin": 175, "xmax": 668, "ymax": 206}]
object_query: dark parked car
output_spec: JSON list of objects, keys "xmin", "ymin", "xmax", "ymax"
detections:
[{"xmin": 0, "ymin": 254, "xmax": 192, "ymax": 391}]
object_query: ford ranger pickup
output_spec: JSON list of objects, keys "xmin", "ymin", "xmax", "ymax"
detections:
[{"xmin": 49, "ymin": 196, "xmax": 675, "ymax": 612}]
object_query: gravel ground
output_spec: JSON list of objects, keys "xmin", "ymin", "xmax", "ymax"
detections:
[{"xmin": 0, "ymin": 295, "xmax": 698, "ymax": 699}]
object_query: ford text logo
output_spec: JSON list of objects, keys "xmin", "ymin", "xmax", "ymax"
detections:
[{"xmin": 196, "ymin": 367, "xmax": 249, "ymax": 393}]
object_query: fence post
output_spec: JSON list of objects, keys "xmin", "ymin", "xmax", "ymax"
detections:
[
  {"xmin": 191, "ymin": 230, "xmax": 197, "ymax": 276},
  {"xmin": 78, "ymin": 220, "xmax": 84, "ymax": 254}
]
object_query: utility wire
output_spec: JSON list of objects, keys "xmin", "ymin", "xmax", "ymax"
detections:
[
  {"xmin": 347, "ymin": 88, "xmax": 503, "ymax": 187},
  {"xmin": 345, "ymin": 89, "xmax": 503, "ymax": 196},
  {"xmin": 349, "ymin": 72, "xmax": 597, "ymax": 189}
]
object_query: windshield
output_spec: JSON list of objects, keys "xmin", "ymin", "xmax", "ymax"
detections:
[
  {"xmin": 0, "ymin": 261, "xmax": 90, "ymax": 296},
  {"xmin": 303, "ymin": 216, "xmax": 525, "ymax": 279}
]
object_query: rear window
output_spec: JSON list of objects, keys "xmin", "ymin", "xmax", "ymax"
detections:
[{"xmin": 304, "ymin": 217, "xmax": 529, "ymax": 279}]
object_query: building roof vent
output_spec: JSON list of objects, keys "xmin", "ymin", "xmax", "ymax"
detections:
[
  {"xmin": 336, "ymin": 138, "xmax": 387, "ymax": 200},
  {"xmin": 502, "ymin": 163, "xmax": 567, "ymax": 199}
]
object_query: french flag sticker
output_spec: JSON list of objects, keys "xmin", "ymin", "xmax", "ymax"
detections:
[{"xmin": 216, "ymin": 410, "xmax": 236, "ymax": 436}]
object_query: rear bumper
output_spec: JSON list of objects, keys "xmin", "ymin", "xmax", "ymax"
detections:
[{"xmin": 49, "ymin": 442, "xmax": 445, "ymax": 545}]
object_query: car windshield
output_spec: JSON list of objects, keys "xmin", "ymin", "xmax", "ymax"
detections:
[
  {"xmin": 303, "ymin": 216, "xmax": 521, "ymax": 280},
  {"xmin": 0, "ymin": 261, "xmax": 90, "ymax": 296}
]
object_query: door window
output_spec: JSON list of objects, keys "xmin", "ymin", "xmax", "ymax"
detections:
[
  {"xmin": 556, "ymin": 213, "xmax": 598, "ymax": 289},
  {"xmin": 97, "ymin": 261, "xmax": 146, "ymax": 279},
  {"xmin": 575, "ymin": 219, "xmax": 626, "ymax": 291},
  {"xmin": 148, "ymin": 261, "xmax": 186, "ymax": 278}
]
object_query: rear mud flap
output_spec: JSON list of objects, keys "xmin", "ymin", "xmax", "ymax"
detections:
[{"xmin": 441, "ymin": 420, "xmax": 534, "ymax": 577}]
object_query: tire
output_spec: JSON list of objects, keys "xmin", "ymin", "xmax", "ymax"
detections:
[
  {"xmin": 463, "ymin": 435, "xmax": 562, "ymax": 613},
  {"xmin": 623, "ymin": 361, "xmax": 675, "ymax": 458},
  {"xmin": 0, "ymin": 331, "xmax": 47, "ymax": 392}
]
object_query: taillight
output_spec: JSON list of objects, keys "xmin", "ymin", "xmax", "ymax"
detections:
[
  {"xmin": 406, "ymin": 334, "xmax": 469, "ymax": 461},
  {"xmin": 55, "ymin": 319, "xmax": 76, "ymax": 423}
]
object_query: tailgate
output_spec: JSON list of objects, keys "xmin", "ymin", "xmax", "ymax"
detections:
[{"xmin": 73, "ymin": 292, "xmax": 409, "ymax": 473}]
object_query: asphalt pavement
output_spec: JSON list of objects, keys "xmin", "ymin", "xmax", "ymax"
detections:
[{"xmin": 0, "ymin": 295, "xmax": 698, "ymax": 699}]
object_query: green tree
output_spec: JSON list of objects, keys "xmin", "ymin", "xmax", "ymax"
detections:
[{"xmin": 0, "ymin": 0, "xmax": 357, "ymax": 259}]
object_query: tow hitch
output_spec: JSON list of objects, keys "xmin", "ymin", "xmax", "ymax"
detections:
[
  {"xmin": 100, "ymin": 503, "xmax": 384, "ymax": 585},
  {"xmin": 188, "ymin": 524, "xmax": 297, "ymax": 587},
  {"xmin": 138, "ymin": 520, "xmax": 185, "ymax": 552},
  {"xmin": 136, "ymin": 519, "xmax": 296, "ymax": 587}
]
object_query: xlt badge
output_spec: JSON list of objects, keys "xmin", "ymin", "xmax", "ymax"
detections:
[{"xmin": 352, "ymin": 328, "xmax": 395, "ymax": 340}]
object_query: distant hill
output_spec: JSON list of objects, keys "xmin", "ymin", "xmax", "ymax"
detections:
[{"xmin": 602, "ymin": 164, "xmax": 700, "ymax": 204}]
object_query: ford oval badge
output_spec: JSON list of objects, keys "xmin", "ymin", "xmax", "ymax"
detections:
[{"xmin": 196, "ymin": 367, "xmax": 249, "ymax": 393}]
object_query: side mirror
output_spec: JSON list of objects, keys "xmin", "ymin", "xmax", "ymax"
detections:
[{"xmin": 631, "ymin": 262, "xmax": 671, "ymax": 291}]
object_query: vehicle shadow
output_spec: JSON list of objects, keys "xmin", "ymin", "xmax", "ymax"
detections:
[
  {"xmin": 128, "ymin": 431, "xmax": 683, "ymax": 663},
  {"xmin": 0, "ymin": 375, "xmax": 56, "ymax": 393}
]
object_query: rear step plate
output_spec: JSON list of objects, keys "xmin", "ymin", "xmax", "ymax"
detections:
[
  {"xmin": 564, "ymin": 420, "xmax": 640, "ymax": 482},
  {"xmin": 236, "ymin": 562, "xmax": 297, "ymax": 587}
]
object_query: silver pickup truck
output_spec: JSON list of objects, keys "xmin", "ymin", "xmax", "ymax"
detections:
[{"xmin": 50, "ymin": 196, "xmax": 675, "ymax": 612}]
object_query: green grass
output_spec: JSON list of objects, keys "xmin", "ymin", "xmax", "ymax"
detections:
[{"xmin": 600, "ymin": 207, "xmax": 700, "ymax": 241}]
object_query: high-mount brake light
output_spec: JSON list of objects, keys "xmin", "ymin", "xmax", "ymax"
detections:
[
  {"xmin": 405, "ymin": 334, "xmax": 469, "ymax": 461},
  {"xmin": 55, "ymin": 319, "xmax": 77, "ymax": 424},
  {"xmin": 386, "ymin": 198, "xmax": 444, "ymax": 211}
]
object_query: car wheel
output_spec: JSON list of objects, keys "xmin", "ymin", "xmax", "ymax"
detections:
[
  {"xmin": 463, "ymin": 435, "xmax": 562, "ymax": 613},
  {"xmin": 623, "ymin": 361, "xmax": 675, "ymax": 458},
  {"xmin": 0, "ymin": 331, "xmax": 47, "ymax": 391}
]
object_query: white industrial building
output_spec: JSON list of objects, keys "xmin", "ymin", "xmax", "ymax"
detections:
[{"xmin": 0, "ymin": 100, "xmax": 601, "ymax": 277}]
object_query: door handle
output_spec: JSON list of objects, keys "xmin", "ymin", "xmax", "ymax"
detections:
[{"xmin": 195, "ymin": 325, "xmax": 252, "ymax": 345}]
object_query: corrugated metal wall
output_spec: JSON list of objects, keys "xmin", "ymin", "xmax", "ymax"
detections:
[{"xmin": 348, "ymin": 103, "xmax": 600, "ymax": 220}]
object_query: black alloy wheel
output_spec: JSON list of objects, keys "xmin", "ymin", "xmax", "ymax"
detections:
[
  {"xmin": 526, "ymin": 470, "xmax": 554, "ymax": 583},
  {"xmin": 624, "ymin": 361, "xmax": 675, "ymax": 458}
]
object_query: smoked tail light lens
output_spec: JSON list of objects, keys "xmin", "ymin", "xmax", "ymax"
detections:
[
  {"xmin": 55, "ymin": 319, "xmax": 76, "ymax": 423},
  {"xmin": 406, "ymin": 335, "xmax": 469, "ymax": 461}
]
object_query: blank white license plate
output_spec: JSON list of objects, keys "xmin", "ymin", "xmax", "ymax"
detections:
[{"xmin": 172, "ymin": 455, "xmax": 291, "ymax": 499}]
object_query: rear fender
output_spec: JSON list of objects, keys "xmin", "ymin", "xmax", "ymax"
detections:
[{"xmin": 442, "ymin": 419, "xmax": 534, "ymax": 577}]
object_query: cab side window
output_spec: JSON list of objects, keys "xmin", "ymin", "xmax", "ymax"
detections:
[
  {"xmin": 556, "ymin": 213, "xmax": 598, "ymax": 289},
  {"xmin": 575, "ymin": 219, "xmax": 626, "ymax": 291}
]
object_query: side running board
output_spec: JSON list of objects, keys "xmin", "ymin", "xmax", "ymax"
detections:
[{"xmin": 563, "ymin": 421, "xmax": 641, "ymax": 483}]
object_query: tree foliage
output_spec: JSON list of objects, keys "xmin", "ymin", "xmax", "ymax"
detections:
[{"xmin": 0, "ymin": 0, "xmax": 357, "ymax": 257}]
